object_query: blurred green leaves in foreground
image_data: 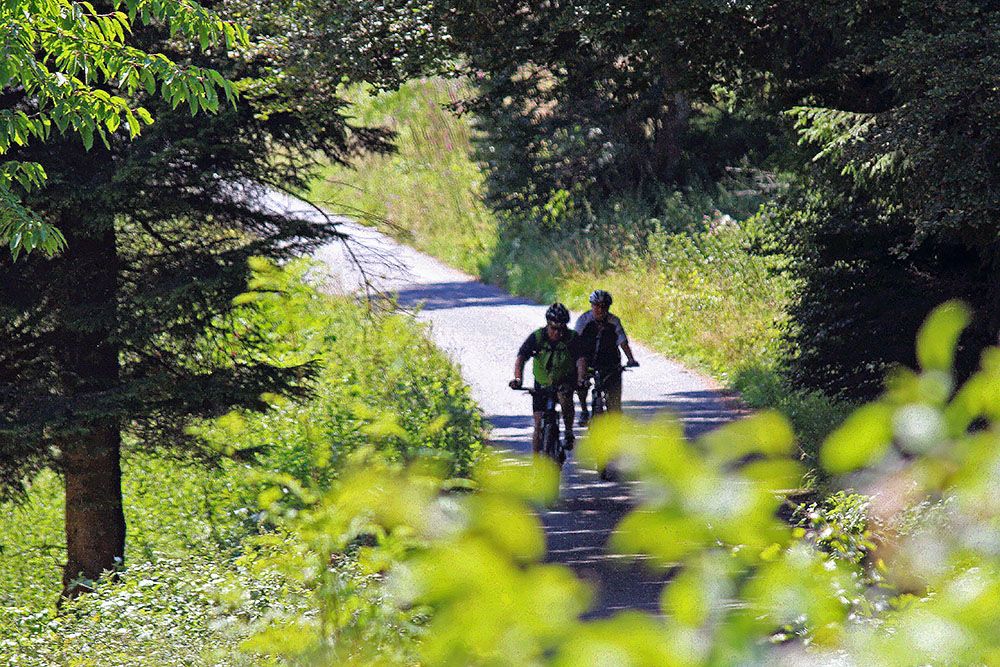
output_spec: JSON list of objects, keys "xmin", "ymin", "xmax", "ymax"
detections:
[{"xmin": 244, "ymin": 300, "xmax": 1000, "ymax": 665}]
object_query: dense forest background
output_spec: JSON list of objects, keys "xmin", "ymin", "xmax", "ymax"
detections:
[{"xmin": 431, "ymin": 0, "xmax": 999, "ymax": 401}]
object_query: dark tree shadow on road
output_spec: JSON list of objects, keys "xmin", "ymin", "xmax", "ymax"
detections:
[
  {"xmin": 395, "ymin": 280, "xmax": 537, "ymax": 311},
  {"xmin": 484, "ymin": 382, "xmax": 743, "ymax": 618},
  {"xmin": 488, "ymin": 414, "xmax": 534, "ymax": 429},
  {"xmin": 622, "ymin": 391, "xmax": 738, "ymax": 437}
]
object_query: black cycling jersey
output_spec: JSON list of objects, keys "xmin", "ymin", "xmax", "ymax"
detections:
[{"xmin": 575, "ymin": 312, "xmax": 627, "ymax": 369}]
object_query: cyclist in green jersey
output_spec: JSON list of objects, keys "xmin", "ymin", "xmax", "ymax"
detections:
[{"xmin": 509, "ymin": 303, "xmax": 588, "ymax": 454}]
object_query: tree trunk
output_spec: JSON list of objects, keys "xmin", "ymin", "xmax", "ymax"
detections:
[
  {"xmin": 62, "ymin": 428, "xmax": 125, "ymax": 595},
  {"xmin": 52, "ymin": 194, "xmax": 125, "ymax": 597},
  {"xmin": 650, "ymin": 91, "xmax": 690, "ymax": 184}
]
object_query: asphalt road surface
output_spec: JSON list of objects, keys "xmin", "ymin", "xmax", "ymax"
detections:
[{"xmin": 268, "ymin": 192, "xmax": 741, "ymax": 617}]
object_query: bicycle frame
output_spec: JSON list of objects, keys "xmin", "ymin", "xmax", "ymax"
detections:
[
  {"xmin": 586, "ymin": 364, "xmax": 628, "ymax": 419},
  {"xmin": 513, "ymin": 385, "xmax": 564, "ymax": 465}
]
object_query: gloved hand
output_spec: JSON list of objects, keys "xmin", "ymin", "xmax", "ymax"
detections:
[
  {"xmin": 626, "ymin": 359, "xmax": 640, "ymax": 368},
  {"xmin": 509, "ymin": 378, "xmax": 523, "ymax": 390}
]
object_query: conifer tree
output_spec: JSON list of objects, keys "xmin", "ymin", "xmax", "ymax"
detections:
[{"xmin": 0, "ymin": 1, "xmax": 441, "ymax": 594}]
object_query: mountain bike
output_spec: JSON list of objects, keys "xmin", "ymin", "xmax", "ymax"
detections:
[
  {"xmin": 586, "ymin": 364, "xmax": 632, "ymax": 423},
  {"xmin": 512, "ymin": 384, "xmax": 566, "ymax": 466},
  {"xmin": 584, "ymin": 364, "xmax": 632, "ymax": 482}
]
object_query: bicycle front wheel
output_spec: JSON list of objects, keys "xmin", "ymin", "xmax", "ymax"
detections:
[{"xmin": 542, "ymin": 418, "xmax": 561, "ymax": 465}]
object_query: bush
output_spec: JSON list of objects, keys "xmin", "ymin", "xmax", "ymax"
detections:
[
  {"xmin": 244, "ymin": 300, "xmax": 1000, "ymax": 665},
  {"xmin": 0, "ymin": 261, "xmax": 484, "ymax": 664}
]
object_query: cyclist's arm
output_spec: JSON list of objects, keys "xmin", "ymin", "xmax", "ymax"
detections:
[
  {"xmin": 513, "ymin": 355, "xmax": 527, "ymax": 384},
  {"xmin": 611, "ymin": 315, "xmax": 638, "ymax": 364},
  {"xmin": 621, "ymin": 341, "xmax": 638, "ymax": 365},
  {"xmin": 513, "ymin": 332, "xmax": 537, "ymax": 385}
]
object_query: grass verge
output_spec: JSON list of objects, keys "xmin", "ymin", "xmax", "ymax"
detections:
[{"xmin": 310, "ymin": 79, "xmax": 497, "ymax": 275}]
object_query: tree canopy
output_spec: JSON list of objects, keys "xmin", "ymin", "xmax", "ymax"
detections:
[
  {"xmin": 0, "ymin": 0, "xmax": 246, "ymax": 256},
  {"xmin": 0, "ymin": 0, "xmax": 442, "ymax": 593}
]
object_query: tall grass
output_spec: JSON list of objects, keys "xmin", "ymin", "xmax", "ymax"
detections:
[
  {"xmin": 309, "ymin": 79, "xmax": 498, "ymax": 275},
  {"xmin": 565, "ymin": 220, "xmax": 789, "ymax": 380}
]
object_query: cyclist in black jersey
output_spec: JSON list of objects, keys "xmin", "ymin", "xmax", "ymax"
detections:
[{"xmin": 574, "ymin": 290, "xmax": 639, "ymax": 425}]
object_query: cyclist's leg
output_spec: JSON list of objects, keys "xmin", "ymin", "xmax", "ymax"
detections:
[
  {"xmin": 576, "ymin": 384, "xmax": 589, "ymax": 421},
  {"xmin": 558, "ymin": 386, "xmax": 575, "ymax": 434},
  {"xmin": 530, "ymin": 383, "xmax": 547, "ymax": 453}
]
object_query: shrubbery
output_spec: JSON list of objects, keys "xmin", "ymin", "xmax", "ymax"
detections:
[
  {"xmin": 245, "ymin": 301, "xmax": 1000, "ymax": 664},
  {"xmin": 0, "ymin": 261, "xmax": 483, "ymax": 665}
]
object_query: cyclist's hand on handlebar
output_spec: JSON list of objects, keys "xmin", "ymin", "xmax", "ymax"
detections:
[
  {"xmin": 509, "ymin": 379, "xmax": 523, "ymax": 390},
  {"xmin": 626, "ymin": 359, "xmax": 640, "ymax": 368}
]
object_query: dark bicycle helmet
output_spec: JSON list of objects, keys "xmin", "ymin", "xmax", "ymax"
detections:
[
  {"xmin": 589, "ymin": 289, "xmax": 613, "ymax": 307},
  {"xmin": 545, "ymin": 302, "xmax": 570, "ymax": 324}
]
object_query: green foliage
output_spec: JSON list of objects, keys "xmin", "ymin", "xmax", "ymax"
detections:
[
  {"xmin": 435, "ymin": 0, "xmax": 782, "ymax": 224},
  {"xmin": 0, "ymin": 0, "xmax": 246, "ymax": 256},
  {"xmin": 271, "ymin": 0, "xmax": 453, "ymax": 92},
  {"xmin": 793, "ymin": 491, "xmax": 875, "ymax": 568},
  {"xmin": 244, "ymin": 300, "xmax": 1000, "ymax": 665},
  {"xmin": 611, "ymin": 214, "xmax": 789, "ymax": 378},
  {"xmin": 763, "ymin": 1, "xmax": 1000, "ymax": 400},
  {"xmin": 200, "ymin": 260, "xmax": 485, "ymax": 482},
  {"xmin": 3, "ymin": 554, "xmax": 282, "ymax": 666},
  {"xmin": 732, "ymin": 368, "xmax": 850, "ymax": 466},
  {"xmin": 0, "ymin": 263, "xmax": 483, "ymax": 662},
  {"xmin": 0, "ymin": 453, "xmax": 268, "ymax": 664}
]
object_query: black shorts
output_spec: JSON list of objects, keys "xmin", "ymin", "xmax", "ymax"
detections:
[{"xmin": 533, "ymin": 382, "xmax": 573, "ymax": 413}]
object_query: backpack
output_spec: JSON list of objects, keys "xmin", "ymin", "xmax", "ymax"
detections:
[{"xmin": 532, "ymin": 327, "xmax": 577, "ymax": 386}]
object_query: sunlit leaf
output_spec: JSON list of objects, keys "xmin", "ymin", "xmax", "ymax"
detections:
[
  {"xmin": 821, "ymin": 403, "xmax": 894, "ymax": 473},
  {"xmin": 699, "ymin": 410, "xmax": 795, "ymax": 462},
  {"xmin": 916, "ymin": 300, "xmax": 970, "ymax": 372}
]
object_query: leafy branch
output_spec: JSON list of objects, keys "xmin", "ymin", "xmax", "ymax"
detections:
[{"xmin": 0, "ymin": 0, "xmax": 249, "ymax": 257}]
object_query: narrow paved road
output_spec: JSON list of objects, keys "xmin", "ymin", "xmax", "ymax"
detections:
[{"xmin": 269, "ymin": 193, "xmax": 740, "ymax": 617}]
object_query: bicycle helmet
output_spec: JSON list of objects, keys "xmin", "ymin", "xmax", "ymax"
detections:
[
  {"xmin": 589, "ymin": 289, "xmax": 613, "ymax": 307},
  {"xmin": 545, "ymin": 302, "xmax": 570, "ymax": 324}
]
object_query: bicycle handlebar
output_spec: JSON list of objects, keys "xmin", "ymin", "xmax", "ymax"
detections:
[{"xmin": 509, "ymin": 384, "xmax": 579, "ymax": 395}]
